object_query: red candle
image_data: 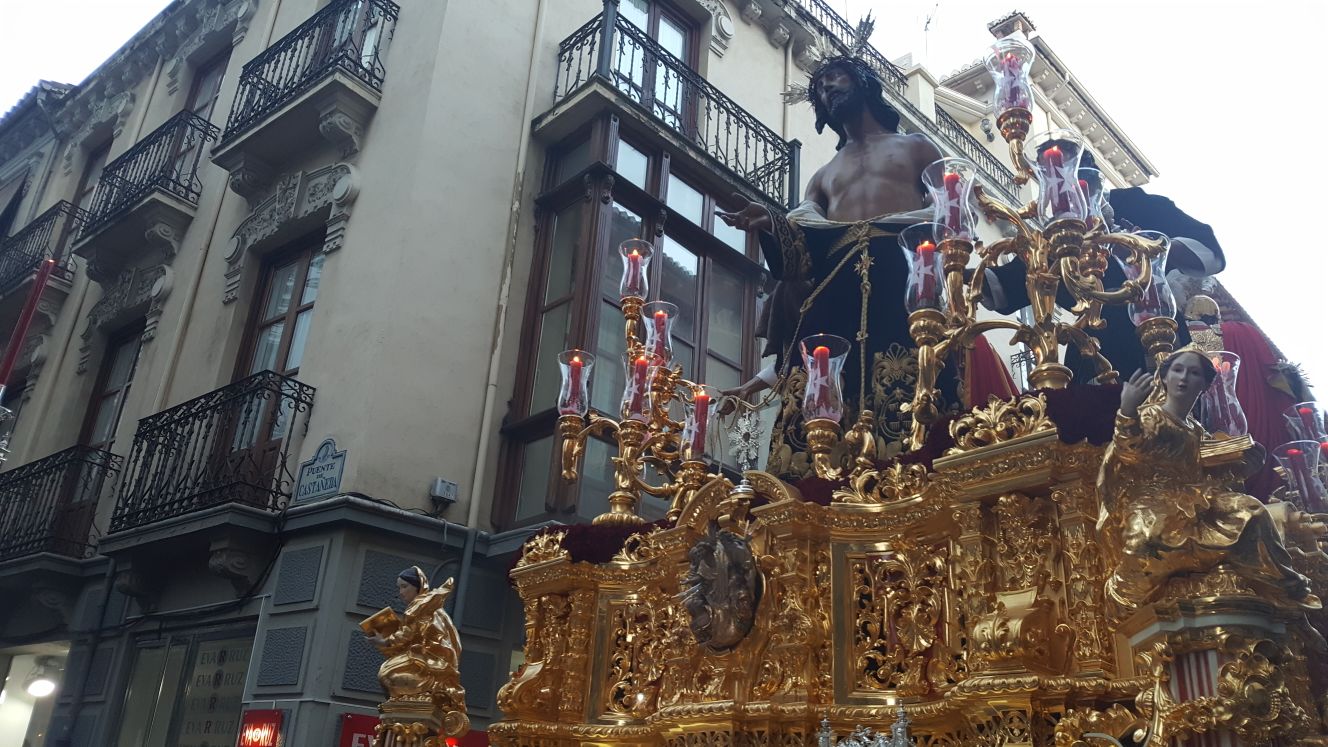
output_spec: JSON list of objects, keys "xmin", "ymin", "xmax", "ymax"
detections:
[
  {"xmin": 916, "ymin": 240, "xmax": 938, "ymax": 306},
  {"xmin": 943, "ymin": 172, "xmax": 963, "ymax": 232},
  {"xmin": 690, "ymin": 392, "xmax": 710, "ymax": 456},
  {"xmin": 812, "ymin": 345, "xmax": 831, "ymax": 412},
  {"xmin": 1297, "ymin": 405, "xmax": 1323, "ymax": 439},
  {"xmin": 0, "ymin": 259, "xmax": 56, "ymax": 391},
  {"xmin": 566, "ymin": 355, "xmax": 583, "ymax": 412},
  {"xmin": 626, "ymin": 355, "xmax": 649, "ymax": 416},
  {"xmin": 652, "ymin": 309, "xmax": 669, "ymax": 360},
  {"xmin": 999, "ymin": 53, "xmax": 1027, "ymax": 109},
  {"xmin": 624, "ymin": 249, "xmax": 643, "ymax": 297}
]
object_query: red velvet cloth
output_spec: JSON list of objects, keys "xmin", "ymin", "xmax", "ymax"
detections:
[
  {"xmin": 1222, "ymin": 321, "xmax": 1299, "ymax": 499},
  {"xmin": 964, "ymin": 333, "xmax": 1019, "ymax": 406}
]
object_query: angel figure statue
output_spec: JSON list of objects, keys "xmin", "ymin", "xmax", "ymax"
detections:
[
  {"xmin": 361, "ymin": 566, "xmax": 469, "ymax": 738},
  {"xmin": 1096, "ymin": 347, "xmax": 1320, "ymax": 611}
]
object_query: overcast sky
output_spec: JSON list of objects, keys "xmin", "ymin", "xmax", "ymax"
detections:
[{"xmin": 3, "ymin": 0, "xmax": 1324, "ymax": 395}]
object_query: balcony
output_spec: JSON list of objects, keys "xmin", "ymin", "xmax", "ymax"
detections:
[
  {"xmin": 0, "ymin": 201, "xmax": 84, "ymax": 330},
  {"xmin": 0, "ymin": 446, "xmax": 121, "ymax": 563},
  {"xmin": 74, "ymin": 110, "xmax": 219, "ymax": 281},
  {"xmin": 109, "ymin": 371, "xmax": 316, "ymax": 533},
  {"xmin": 540, "ymin": 6, "xmax": 797, "ymax": 207},
  {"xmin": 213, "ymin": 0, "xmax": 399, "ymax": 198}
]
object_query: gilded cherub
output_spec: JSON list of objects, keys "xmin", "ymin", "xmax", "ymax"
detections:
[
  {"xmin": 361, "ymin": 566, "xmax": 469, "ymax": 736},
  {"xmin": 1096, "ymin": 347, "xmax": 1319, "ymax": 610}
]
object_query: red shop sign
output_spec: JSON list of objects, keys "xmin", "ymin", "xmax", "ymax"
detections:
[
  {"xmin": 338, "ymin": 713, "xmax": 381, "ymax": 747},
  {"xmin": 237, "ymin": 709, "xmax": 283, "ymax": 747}
]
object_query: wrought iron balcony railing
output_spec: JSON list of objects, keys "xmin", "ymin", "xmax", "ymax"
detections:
[
  {"xmin": 784, "ymin": 0, "xmax": 1020, "ymax": 201},
  {"xmin": 82, "ymin": 110, "xmax": 220, "ymax": 235},
  {"xmin": 0, "ymin": 445, "xmax": 122, "ymax": 561},
  {"xmin": 222, "ymin": 0, "xmax": 399, "ymax": 144},
  {"xmin": 554, "ymin": 7, "xmax": 797, "ymax": 207},
  {"xmin": 110, "ymin": 371, "xmax": 316, "ymax": 533},
  {"xmin": 0, "ymin": 201, "xmax": 85, "ymax": 291}
]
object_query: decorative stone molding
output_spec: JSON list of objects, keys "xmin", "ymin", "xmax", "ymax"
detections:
[
  {"xmin": 61, "ymin": 92, "xmax": 136, "ymax": 176},
  {"xmin": 794, "ymin": 40, "xmax": 824, "ymax": 74},
  {"xmin": 83, "ymin": 201, "xmax": 192, "ymax": 284},
  {"xmin": 224, "ymin": 162, "xmax": 358, "ymax": 302},
  {"xmin": 163, "ymin": 0, "xmax": 252, "ymax": 96},
  {"xmin": 698, "ymin": 1, "xmax": 735, "ymax": 56},
  {"xmin": 32, "ymin": 587, "xmax": 76, "ymax": 624},
  {"xmin": 77, "ymin": 263, "xmax": 171, "ymax": 373},
  {"xmin": 768, "ymin": 23, "xmax": 791, "ymax": 48},
  {"xmin": 739, "ymin": 1, "xmax": 762, "ymax": 25}
]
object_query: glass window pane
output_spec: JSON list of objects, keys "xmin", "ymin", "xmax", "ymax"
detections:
[
  {"xmin": 285, "ymin": 310, "xmax": 313, "ymax": 371},
  {"xmin": 116, "ymin": 647, "xmax": 166, "ymax": 747},
  {"xmin": 89, "ymin": 392, "xmax": 124, "ymax": 446},
  {"xmin": 713, "ymin": 217, "xmax": 747, "ymax": 253},
  {"xmin": 673, "ymin": 341, "xmax": 694, "ymax": 381},
  {"xmin": 301, "ymin": 252, "xmax": 324, "ymax": 305},
  {"xmin": 531, "ymin": 303, "xmax": 571, "ymax": 414},
  {"xmin": 660, "ymin": 237, "xmax": 698, "ymax": 342},
  {"xmin": 544, "ymin": 204, "xmax": 582, "ymax": 304},
  {"xmin": 592, "ymin": 302, "xmax": 626, "ymax": 414},
  {"xmin": 705, "ymin": 355, "xmax": 741, "ymax": 393},
  {"xmin": 600, "ymin": 203, "xmax": 644, "ymax": 300},
  {"xmin": 620, "ymin": 0, "xmax": 648, "ymax": 30},
  {"xmin": 658, "ymin": 14, "xmax": 687, "ymax": 57},
  {"xmin": 106, "ymin": 337, "xmax": 141, "ymax": 389},
  {"xmin": 666, "ymin": 174, "xmax": 704, "ymax": 226},
  {"xmin": 250, "ymin": 322, "xmax": 285, "ymax": 375},
  {"xmin": 516, "ymin": 435, "xmax": 554, "ymax": 521},
  {"xmin": 557, "ymin": 139, "xmax": 593, "ymax": 184},
  {"xmin": 174, "ymin": 638, "xmax": 252, "ymax": 747},
  {"xmin": 706, "ymin": 262, "xmax": 745, "ymax": 361},
  {"xmin": 616, "ymin": 141, "xmax": 649, "ymax": 190},
  {"xmin": 263, "ymin": 262, "xmax": 298, "ymax": 320},
  {"xmin": 577, "ymin": 437, "xmax": 615, "ymax": 522}
]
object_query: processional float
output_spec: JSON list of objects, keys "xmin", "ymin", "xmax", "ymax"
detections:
[{"xmin": 489, "ymin": 28, "xmax": 1328, "ymax": 747}]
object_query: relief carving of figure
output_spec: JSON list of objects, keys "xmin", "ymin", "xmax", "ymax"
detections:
[
  {"xmin": 1096, "ymin": 348, "xmax": 1320, "ymax": 610},
  {"xmin": 361, "ymin": 566, "xmax": 469, "ymax": 737},
  {"xmin": 680, "ymin": 522, "xmax": 762, "ymax": 652}
]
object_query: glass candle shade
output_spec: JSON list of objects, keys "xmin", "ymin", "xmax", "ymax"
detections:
[
  {"xmin": 682, "ymin": 385, "xmax": 720, "ymax": 460},
  {"xmin": 1200, "ymin": 350, "xmax": 1248, "ymax": 437},
  {"xmin": 799, "ymin": 334, "xmax": 850, "ymax": 423},
  {"xmin": 1285, "ymin": 402, "xmax": 1328, "ymax": 442},
  {"xmin": 620, "ymin": 353, "xmax": 654, "ymax": 422},
  {"xmin": 1024, "ymin": 130, "xmax": 1089, "ymax": 223},
  {"xmin": 619, "ymin": 238, "xmax": 654, "ymax": 299},
  {"xmin": 984, "ymin": 34, "xmax": 1035, "ymax": 115},
  {"xmin": 1122, "ymin": 232, "xmax": 1177, "ymax": 325},
  {"xmin": 1274, "ymin": 440, "xmax": 1327, "ymax": 511},
  {"xmin": 557, "ymin": 349, "xmax": 594, "ymax": 416},
  {"xmin": 922, "ymin": 158, "xmax": 979, "ymax": 240},
  {"xmin": 642, "ymin": 300, "xmax": 677, "ymax": 365},
  {"xmin": 1078, "ymin": 167, "xmax": 1106, "ymax": 227},
  {"xmin": 899, "ymin": 222, "xmax": 948, "ymax": 314}
]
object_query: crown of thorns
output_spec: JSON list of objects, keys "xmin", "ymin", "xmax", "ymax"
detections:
[{"xmin": 781, "ymin": 15, "xmax": 880, "ymax": 105}]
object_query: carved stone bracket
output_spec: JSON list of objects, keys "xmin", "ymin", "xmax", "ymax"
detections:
[
  {"xmin": 78, "ymin": 263, "xmax": 171, "ymax": 373},
  {"xmin": 225, "ymin": 152, "xmax": 277, "ymax": 204},
  {"xmin": 225, "ymin": 162, "xmax": 358, "ymax": 302},
  {"xmin": 208, "ymin": 538, "xmax": 266, "ymax": 596},
  {"xmin": 32, "ymin": 586, "xmax": 76, "ymax": 624},
  {"xmin": 61, "ymin": 91, "xmax": 136, "ymax": 175},
  {"xmin": 316, "ymin": 88, "xmax": 374, "ymax": 158}
]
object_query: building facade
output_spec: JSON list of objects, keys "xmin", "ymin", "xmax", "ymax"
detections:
[{"xmin": 0, "ymin": 2, "xmax": 1200, "ymax": 746}]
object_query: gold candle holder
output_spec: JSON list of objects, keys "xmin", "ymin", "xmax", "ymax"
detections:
[
  {"xmin": 805, "ymin": 417, "xmax": 844, "ymax": 480},
  {"xmin": 1136, "ymin": 316, "xmax": 1178, "ymax": 370}
]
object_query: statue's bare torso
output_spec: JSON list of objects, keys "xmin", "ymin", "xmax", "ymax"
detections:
[{"xmin": 807, "ymin": 131, "xmax": 937, "ymax": 223}]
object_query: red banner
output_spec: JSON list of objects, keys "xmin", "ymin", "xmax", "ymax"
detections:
[{"xmin": 338, "ymin": 714, "xmax": 379, "ymax": 747}]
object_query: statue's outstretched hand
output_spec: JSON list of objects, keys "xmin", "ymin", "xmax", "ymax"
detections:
[
  {"xmin": 1120, "ymin": 369, "xmax": 1153, "ymax": 417},
  {"xmin": 717, "ymin": 193, "xmax": 772, "ymax": 233}
]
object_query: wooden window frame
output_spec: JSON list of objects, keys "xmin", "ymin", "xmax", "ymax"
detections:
[
  {"xmin": 234, "ymin": 235, "xmax": 324, "ymax": 382},
  {"xmin": 79, "ymin": 323, "xmax": 145, "ymax": 452},
  {"xmin": 493, "ymin": 115, "xmax": 765, "ymax": 530}
]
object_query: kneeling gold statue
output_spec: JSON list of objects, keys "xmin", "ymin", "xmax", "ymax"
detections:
[
  {"xmin": 1097, "ymin": 347, "xmax": 1320, "ymax": 610},
  {"xmin": 361, "ymin": 566, "xmax": 469, "ymax": 746}
]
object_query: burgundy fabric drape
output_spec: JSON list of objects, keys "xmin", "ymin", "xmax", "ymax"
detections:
[
  {"xmin": 964, "ymin": 333, "xmax": 1018, "ymax": 407},
  {"xmin": 1222, "ymin": 321, "xmax": 1299, "ymax": 499}
]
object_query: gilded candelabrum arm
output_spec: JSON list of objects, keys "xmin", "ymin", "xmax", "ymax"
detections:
[
  {"xmin": 596, "ymin": 418, "xmax": 650, "ymax": 526},
  {"xmin": 668, "ymin": 459, "xmax": 712, "ymax": 522},
  {"xmin": 805, "ymin": 417, "xmax": 845, "ymax": 480},
  {"xmin": 974, "ymin": 183, "xmax": 1037, "ymax": 240},
  {"xmin": 1059, "ymin": 324, "xmax": 1118, "ymax": 383},
  {"xmin": 622, "ymin": 295, "xmax": 645, "ymax": 355},
  {"xmin": 558, "ymin": 412, "xmax": 619, "ymax": 482},
  {"xmin": 1060, "ymin": 255, "xmax": 1147, "ymax": 306}
]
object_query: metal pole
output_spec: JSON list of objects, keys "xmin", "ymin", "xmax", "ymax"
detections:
[
  {"xmin": 786, "ymin": 139, "xmax": 802, "ymax": 209},
  {"xmin": 596, "ymin": 0, "xmax": 620, "ymax": 81}
]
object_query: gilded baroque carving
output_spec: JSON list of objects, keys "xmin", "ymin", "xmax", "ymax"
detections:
[{"xmin": 947, "ymin": 394, "xmax": 1053, "ymax": 454}]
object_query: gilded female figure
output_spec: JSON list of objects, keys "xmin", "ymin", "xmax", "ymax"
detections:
[
  {"xmin": 363, "ymin": 566, "xmax": 466, "ymax": 713},
  {"xmin": 1097, "ymin": 348, "xmax": 1318, "ymax": 610}
]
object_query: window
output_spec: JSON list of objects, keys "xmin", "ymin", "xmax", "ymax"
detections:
[
  {"xmin": 74, "ymin": 142, "xmax": 111, "ymax": 213},
  {"xmin": 114, "ymin": 634, "xmax": 252, "ymax": 747},
  {"xmin": 615, "ymin": 0, "xmax": 697, "ymax": 128},
  {"xmin": 0, "ymin": 172, "xmax": 26, "ymax": 238},
  {"xmin": 80, "ymin": 328, "xmax": 143, "ymax": 453},
  {"xmin": 499, "ymin": 127, "xmax": 762, "ymax": 528},
  {"xmin": 171, "ymin": 50, "xmax": 231, "ymax": 185},
  {"xmin": 243, "ymin": 242, "xmax": 323, "ymax": 379}
]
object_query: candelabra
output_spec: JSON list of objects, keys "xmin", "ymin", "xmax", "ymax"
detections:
[
  {"xmin": 899, "ymin": 39, "xmax": 1175, "ymax": 448},
  {"xmin": 556, "ymin": 239, "xmax": 723, "ymax": 526}
]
